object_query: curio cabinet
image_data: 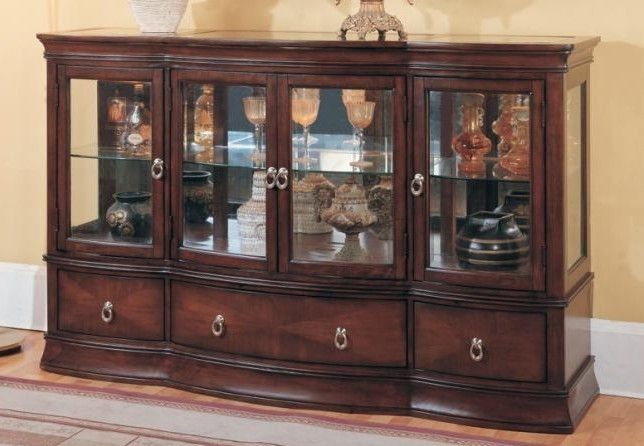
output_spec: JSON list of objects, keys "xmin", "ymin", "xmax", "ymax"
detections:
[{"xmin": 39, "ymin": 30, "xmax": 599, "ymax": 433}]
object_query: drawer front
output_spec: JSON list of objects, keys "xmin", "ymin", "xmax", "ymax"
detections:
[
  {"xmin": 414, "ymin": 303, "xmax": 546, "ymax": 383},
  {"xmin": 58, "ymin": 270, "xmax": 164, "ymax": 341},
  {"xmin": 171, "ymin": 282, "xmax": 407, "ymax": 367}
]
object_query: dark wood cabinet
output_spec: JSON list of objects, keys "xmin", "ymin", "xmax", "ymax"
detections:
[{"xmin": 38, "ymin": 29, "xmax": 600, "ymax": 433}]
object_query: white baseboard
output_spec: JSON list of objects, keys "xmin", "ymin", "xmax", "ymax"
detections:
[
  {"xmin": 0, "ymin": 263, "xmax": 642, "ymax": 398},
  {"xmin": 591, "ymin": 318, "xmax": 644, "ymax": 399},
  {"xmin": 0, "ymin": 262, "xmax": 47, "ymax": 332}
]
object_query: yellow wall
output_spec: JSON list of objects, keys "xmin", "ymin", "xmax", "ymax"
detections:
[{"xmin": 0, "ymin": 0, "xmax": 642, "ymax": 322}]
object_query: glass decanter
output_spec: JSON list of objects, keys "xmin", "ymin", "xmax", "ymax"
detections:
[
  {"xmin": 499, "ymin": 105, "xmax": 531, "ymax": 178},
  {"xmin": 451, "ymin": 93, "xmax": 492, "ymax": 176},
  {"xmin": 120, "ymin": 83, "xmax": 151, "ymax": 157},
  {"xmin": 242, "ymin": 96, "xmax": 267, "ymax": 168},
  {"xmin": 193, "ymin": 85, "xmax": 215, "ymax": 162}
]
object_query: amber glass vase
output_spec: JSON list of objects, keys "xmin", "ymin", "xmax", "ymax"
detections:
[
  {"xmin": 451, "ymin": 93, "xmax": 492, "ymax": 176},
  {"xmin": 499, "ymin": 105, "xmax": 531, "ymax": 178}
]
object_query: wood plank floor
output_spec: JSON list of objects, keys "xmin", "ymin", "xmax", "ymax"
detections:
[{"xmin": 1, "ymin": 330, "xmax": 643, "ymax": 445}]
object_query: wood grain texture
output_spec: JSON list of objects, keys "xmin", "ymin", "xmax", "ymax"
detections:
[
  {"xmin": 414, "ymin": 302, "xmax": 547, "ymax": 383},
  {"xmin": 171, "ymin": 281, "xmax": 407, "ymax": 367},
  {"xmin": 58, "ymin": 270, "xmax": 164, "ymax": 341}
]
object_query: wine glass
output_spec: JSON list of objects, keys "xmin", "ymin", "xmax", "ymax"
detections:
[
  {"xmin": 242, "ymin": 96, "xmax": 267, "ymax": 168},
  {"xmin": 342, "ymin": 89, "xmax": 366, "ymax": 146},
  {"xmin": 292, "ymin": 88, "xmax": 320, "ymax": 169},
  {"xmin": 346, "ymin": 101, "xmax": 376, "ymax": 170}
]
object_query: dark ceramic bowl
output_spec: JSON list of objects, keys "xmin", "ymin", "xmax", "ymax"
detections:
[
  {"xmin": 183, "ymin": 171, "xmax": 213, "ymax": 224},
  {"xmin": 494, "ymin": 190, "xmax": 530, "ymax": 234},
  {"xmin": 105, "ymin": 191, "xmax": 152, "ymax": 239},
  {"xmin": 455, "ymin": 211, "xmax": 529, "ymax": 269}
]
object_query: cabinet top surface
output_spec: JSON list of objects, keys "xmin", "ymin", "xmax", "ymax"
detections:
[{"xmin": 38, "ymin": 28, "xmax": 600, "ymax": 52}]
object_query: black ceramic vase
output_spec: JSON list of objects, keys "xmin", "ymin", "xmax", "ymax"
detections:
[
  {"xmin": 105, "ymin": 191, "xmax": 152, "ymax": 239},
  {"xmin": 494, "ymin": 190, "xmax": 530, "ymax": 234},
  {"xmin": 456, "ymin": 211, "xmax": 529, "ymax": 269},
  {"xmin": 183, "ymin": 171, "xmax": 213, "ymax": 224}
]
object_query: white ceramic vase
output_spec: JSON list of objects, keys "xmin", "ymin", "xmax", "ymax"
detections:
[{"xmin": 128, "ymin": 0, "xmax": 189, "ymax": 34}]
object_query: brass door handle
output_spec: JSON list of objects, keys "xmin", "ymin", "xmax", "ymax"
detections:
[
  {"xmin": 410, "ymin": 173, "xmax": 424, "ymax": 197},
  {"xmin": 101, "ymin": 301, "xmax": 114, "ymax": 324},
  {"xmin": 470, "ymin": 337, "xmax": 484, "ymax": 362},
  {"xmin": 265, "ymin": 167, "xmax": 278, "ymax": 190},
  {"xmin": 276, "ymin": 168, "xmax": 289, "ymax": 190},
  {"xmin": 151, "ymin": 158, "xmax": 165, "ymax": 180},
  {"xmin": 334, "ymin": 327, "xmax": 348, "ymax": 351},
  {"xmin": 211, "ymin": 315, "xmax": 225, "ymax": 338}
]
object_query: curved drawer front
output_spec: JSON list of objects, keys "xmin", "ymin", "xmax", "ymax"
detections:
[
  {"xmin": 171, "ymin": 281, "xmax": 407, "ymax": 367},
  {"xmin": 414, "ymin": 303, "xmax": 547, "ymax": 383},
  {"xmin": 58, "ymin": 270, "xmax": 164, "ymax": 341}
]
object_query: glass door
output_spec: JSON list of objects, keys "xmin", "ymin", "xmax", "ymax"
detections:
[
  {"xmin": 412, "ymin": 78, "xmax": 545, "ymax": 290},
  {"xmin": 172, "ymin": 71, "xmax": 277, "ymax": 270},
  {"xmin": 59, "ymin": 66, "xmax": 165, "ymax": 258},
  {"xmin": 278, "ymin": 75, "xmax": 406, "ymax": 280}
]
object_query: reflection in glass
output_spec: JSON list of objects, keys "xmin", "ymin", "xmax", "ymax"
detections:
[
  {"xmin": 451, "ymin": 93, "xmax": 491, "ymax": 177},
  {"xmin": 565, "ymin": 84, "xmax": 586, "ymax": 269},
  {"xmin": 428, "ymin": 90, "xmax": 532, "ymax": 274},
  {"xmin": 182, "ymin": 83, "xmax": 267, "ymax": 258},
  {"xmin": 347, "ymin": 101, "xmax": 376, "ymax": 170},
  {"xmin": 69, "ymin": 79, "xmax": 154, "ymax": 246},
  {"xmin": 290, "ymin": 88, "xmax": 394, "ymax": 265},
  {"xmin": 193, "ymin": 85, "xmax": 215, "ymax": 163},
  {"xmin": 242, "ymin": 96, "xmax": 267, "ymax": 168}
]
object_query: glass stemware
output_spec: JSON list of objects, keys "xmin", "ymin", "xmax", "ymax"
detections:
[
  {"xmin": 342, "ymin": 89, "xmax": 367, "ymax": 147},
  {"xmin": 292, "ymin": 88, "xmax": 320, "ymax": 169},
  {"xmin": 346, "ymin": 100, "xmax": 376, "ymax": 170},
  {"xmin": 242, "ymin": 96, "xmax": 267, "ymax": 168}
]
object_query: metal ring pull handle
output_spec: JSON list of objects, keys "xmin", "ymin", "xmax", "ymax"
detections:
[
  {"xmin": 151, "ymin": 158, "xmax": 165, "ymax": 180},
  {"xmin": 265, "ymin": 167, "xmax": 278, "ymax": 190},
  {"xmin": 276, "ymin": 168, "xmax": 289, "ymax": 190},
  {"xmin": 101, "ymin": 301, "xmax": 114, "ymax": 324},
  {"xmin": 470, "ymin": 337, "xmax": 484, "ymax": 362},
  {"xmin": 410, "ymin": 173, "xmax": 424, "ymax": 197},
  {"xmin": 211, "ymin": 315, "xmax": 225, "ymax": 338},
  {"xmin": 334, "ymin": 327, "xmax": 348, "ymax": 351}
]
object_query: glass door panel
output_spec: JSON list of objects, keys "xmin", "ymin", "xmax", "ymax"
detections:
[
  {"xmin": 67, "ymin": 76, "xmax": 161, "ymax": 256},
  {"xmin": 289, "ymin": 87, "xmax": 395, "ymax": 266},
  {"xmin": 426, "ymin": 89, "xmax": 535, "ymax": 279},
  {"xmin": 180, "ymin": 81, "xmax": 269, "ymax": 260}
]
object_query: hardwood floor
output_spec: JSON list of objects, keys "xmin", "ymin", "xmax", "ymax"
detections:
[{"xmin": 1, "ymin": 330, "xmax": 642, "ymax": 445}]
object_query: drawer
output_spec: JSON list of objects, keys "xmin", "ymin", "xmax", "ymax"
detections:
[
  {"xmin": 414, "ymin": 303, "xmax": 546, "ymax": 383},
  {"xmin": 58, "ymin": 270, "xmax": 164, "ymax": 341},
  {"xmin": 171, "ymin": 282, "xmax": 407, "ymax": 367}
]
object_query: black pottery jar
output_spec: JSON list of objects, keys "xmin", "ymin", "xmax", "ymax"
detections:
[
  {"xmin": 183, "ymin": 171, "xmax": 213, "ymax": 224},
  {"xmin": 105, "ymin": 191, "xmax": 152, "ymax": 239},
  {"xmin": 494, "ymin": 190, "xmax": 530, "ymax": 234},
  {"xmin": 456, "ymin": 211, "xmax": 529, "ymax": 269}
]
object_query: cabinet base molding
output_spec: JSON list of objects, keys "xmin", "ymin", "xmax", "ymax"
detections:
[{"xmin": 41, "ymin": 337, "xmax": 598, "ymax": 434}]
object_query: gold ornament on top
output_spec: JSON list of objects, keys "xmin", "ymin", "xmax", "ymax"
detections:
[{"xmin": 335, "ymin": 0, "xmax": 414, "ymax": 41}]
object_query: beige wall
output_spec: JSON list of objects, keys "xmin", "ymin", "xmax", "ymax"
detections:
[{"xmin": 1, "ymin": 0, "xmax": 642, "ymax": 322}]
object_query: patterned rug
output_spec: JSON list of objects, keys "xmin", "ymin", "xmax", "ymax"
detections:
[{"xmin": 0, "ymin": 376, "xmax": 537, "ymax": 446}]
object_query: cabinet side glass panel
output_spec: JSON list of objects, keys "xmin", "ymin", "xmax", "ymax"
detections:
[
  {"xmin": 427, "ymin": 90, "xmax": 532, "ymax": 275},
  {"xmin": 181, "ymin": 83, "xmax": 267, "ymax": 258},
  {"xmin": 289, "ymin": 87, "xmax": 394, "ymax": 265},
  {"xmin": 565, "ymin": 84, "xmax": 587, "ymax": 269},
  {"xmin": 70, "ymin": 79, "xmax": 153, "ymax": 245}
]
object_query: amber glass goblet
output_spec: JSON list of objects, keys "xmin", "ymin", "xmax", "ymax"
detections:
[
  {"xmin": 347, "ymin": 100, "xmax": 376, "ymax": 170},
  {"xmin": 292, "ymin": 89, "xmax": 321, "ymax": 168},
  {"xmin": 242, "ymin": 96, "xmax": 267, "ymax": 168}
]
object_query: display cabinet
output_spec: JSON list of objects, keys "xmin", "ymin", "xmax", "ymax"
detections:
[{"xmin": 39, "ymin": 30, "xmax": 600, "ymax": 433}]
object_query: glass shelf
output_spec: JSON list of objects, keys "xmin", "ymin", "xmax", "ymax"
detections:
[{"xmin": 430, "ymin": 156, "xmax": 530, "ymax": 183}]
